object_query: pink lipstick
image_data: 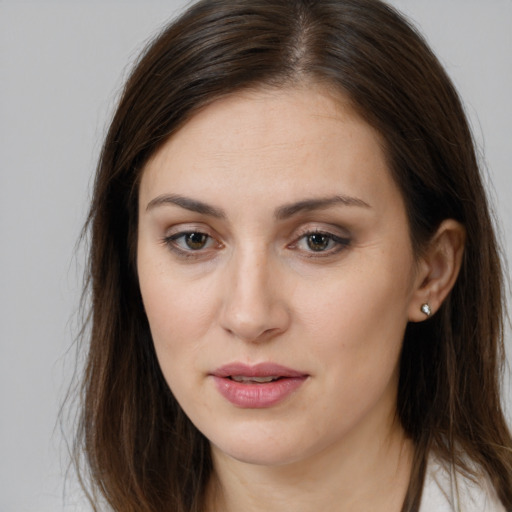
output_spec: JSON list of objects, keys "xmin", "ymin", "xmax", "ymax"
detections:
[{"xmin": 211, "ymin": 363, "xmax": 308, "ymax": 408}]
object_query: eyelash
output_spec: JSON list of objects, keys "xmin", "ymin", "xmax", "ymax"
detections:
[
  {"xmin": 289, "ymin": 229, "xmax": 351, "ymax": 257},
  {"xmin": 162, "ymin": 231, "xmax": 221, "ymax": 259},
  {"xmin": 161, "ymin": 228, "xmax": 351, "ymax": 259}
]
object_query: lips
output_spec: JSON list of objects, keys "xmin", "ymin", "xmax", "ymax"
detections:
[
  {"xmin": 230, "ymin": 375, "xmax": 279, "ymax": 383},
  {"xmin": 211, "ymin": 363, "xmax": 308, "ymax": 408}
]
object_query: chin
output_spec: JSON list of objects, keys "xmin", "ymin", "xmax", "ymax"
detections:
[
  {"xmin": 214, "ymin": 442, "xmax": 305, "ymax": 467},
  {"xmin": 207, "ymin": 421, "xmax": 325, "ymax": 468}
]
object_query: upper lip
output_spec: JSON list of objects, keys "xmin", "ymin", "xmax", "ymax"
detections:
[{"xmin": 211, "ymin": 362, "xmax": 307, "ymax": 378}]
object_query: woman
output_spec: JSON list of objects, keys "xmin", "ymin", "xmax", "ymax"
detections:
[{"xmin": 76, "ymin": 0, "xmax": 512, "ymax": 510}]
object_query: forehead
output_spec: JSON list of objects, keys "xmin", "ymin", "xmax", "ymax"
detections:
[{"xmin": 139, "ymin": 85, "xmax": 397, "ymax": 212}]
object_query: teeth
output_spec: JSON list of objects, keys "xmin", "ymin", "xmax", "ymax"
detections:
[{"xmin": 231, "ymin": 375, "xmax": 279, "ymax": 383}]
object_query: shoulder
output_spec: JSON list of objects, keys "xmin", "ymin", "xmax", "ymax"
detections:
[{"xmin": 419, "ymin": 455, "xmax": 507, "ymax": 512}]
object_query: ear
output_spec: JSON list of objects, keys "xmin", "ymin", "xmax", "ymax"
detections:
[{"xmin": 408, "ymin": 219, "xmax": 465, "ymax": 322}]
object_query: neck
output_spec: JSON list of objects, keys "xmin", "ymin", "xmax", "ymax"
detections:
[{"xmin": 205, "ymin": 420, "xmax": 413, "ymax": 512}]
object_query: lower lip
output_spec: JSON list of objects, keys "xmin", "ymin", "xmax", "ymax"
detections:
[{"xmin": 212, "ymin": 376, "xmax": 307, "ymax": 408}]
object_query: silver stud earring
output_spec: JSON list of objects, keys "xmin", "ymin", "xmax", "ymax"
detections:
[{"xmin": 421, "ymin": 303, "xmax": 432, "ymax": 317}]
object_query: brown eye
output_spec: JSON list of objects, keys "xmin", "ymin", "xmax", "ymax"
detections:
[
  {"xmin": 306, "ymin": 233, "xmax": 331, "ymax": 251},
  {"xmin": 292, "ymin": 230, "xmax": 351, "ymax": 256},
  {"xmin": 184, "ymin": 232, "xmax": 209, "ymax": 250},
  {"xmin": 164, "ymin": 231, "xmax": 217, "ymax": 254}
]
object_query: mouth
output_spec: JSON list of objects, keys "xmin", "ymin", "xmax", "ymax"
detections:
[
  {"xmin": 228, "ymin": 375, "xmax": 281, "ymax": 383},
  {"xmin": 211, "ymin": 363, "xmax": 308, "ymax": 408}
]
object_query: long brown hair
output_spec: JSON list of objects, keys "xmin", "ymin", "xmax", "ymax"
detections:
[{"xmin": 76, "ymin": 0, "xmax": 512, "ymax": 510}]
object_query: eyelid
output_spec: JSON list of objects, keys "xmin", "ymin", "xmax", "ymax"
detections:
[
  {"xmin": 161, "ymin": 224, "xmax": 223, "ymax": 259},
  {"xmin": 290, "ymin": 222, "xmax": 352, "ymax": 244},
  {"xmin": 159, "ymin": 222, "xmax": 351, "ymax": 260},
  {"xmin": 288, "ymin": 224, "xmax": 352, "ymax": 257},
  {"xmin": 163, "ymin": 222, "xmax": 213, "ymax": 235}
]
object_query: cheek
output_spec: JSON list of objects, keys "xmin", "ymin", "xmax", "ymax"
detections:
[
  {"xmin": 140, "ymin": 272, "xmax": 215, "ymax": 348},
  {"xmin": 136, "ymin": 243, "xmax": 219, "ymax": 376},
  {"xmin": 294, "ymin": 276, "xmax": 408, "ymax": 433},
  {"xmin": 293, "ymin": 250, "xmax": 414, "ymax": 381},
  {"xmin": 138, "ymin": 271, "xmax": 216, "ymax": 411},
  {"xmin": 297, "ymin": 259, "xmax": 412, "ymax": 340}
]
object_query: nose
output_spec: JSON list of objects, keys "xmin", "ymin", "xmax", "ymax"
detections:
[{"xmin": 219, "ymin": 248, "xmax": 291, "ymax": 343}]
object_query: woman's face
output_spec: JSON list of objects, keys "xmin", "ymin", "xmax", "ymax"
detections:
[{"xmin": 137, "ymin": 86, "xmax": 422, "ymax": 467}]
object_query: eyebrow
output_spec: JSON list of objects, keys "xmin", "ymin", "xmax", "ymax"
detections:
[
  {"xmin": 146, "ymin": 194, "xmax": 226, "ymax": 218},
  {"xmin": 146, "ymin": 193, "xmax": 371, "ymax": 219},
  {"xmin": 275, "ymin": 195, "xmax": 371, "ymax": 219}
]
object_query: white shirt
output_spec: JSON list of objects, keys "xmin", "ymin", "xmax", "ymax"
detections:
[{"xmin": 419, "ymin": 457, "xmax": 506, "ymax": 512}]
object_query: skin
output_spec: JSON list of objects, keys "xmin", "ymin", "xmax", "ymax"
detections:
[{"xmin": 137, "ymin": 85, "xmax": 464, "ymax": 511}]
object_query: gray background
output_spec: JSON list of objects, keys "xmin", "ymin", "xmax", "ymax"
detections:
[{"xmin": 1, "ymin": 1, "xmax": 510, "ymax": 510}]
